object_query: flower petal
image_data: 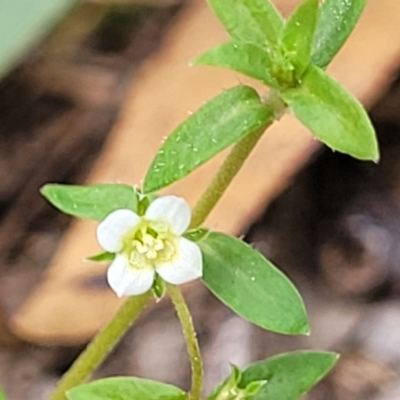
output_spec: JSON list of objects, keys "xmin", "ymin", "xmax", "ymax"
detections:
[
  {"xmin": 107, "ymin": 254, "xmax": 155, "ymax": 297},
  {"xmin": 145, "ymin": 195, "xmax": 191, "ymax": 235},
  {"xmin": 156, "ymin": 237, "xmax": 202, "ymax": 285},
  {"xmin": 97, "ymin": 209, "xmax": 140, "ymax": 252}
]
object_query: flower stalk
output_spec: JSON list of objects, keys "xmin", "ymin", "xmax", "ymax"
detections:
[{"xmin": 165, "ymin": 282, "xmax": 203, "ymax": 400}]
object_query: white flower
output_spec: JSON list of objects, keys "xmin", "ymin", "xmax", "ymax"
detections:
[{"xmin": 97, "ymin": 195, "xmax": 203, "ymax": 297}]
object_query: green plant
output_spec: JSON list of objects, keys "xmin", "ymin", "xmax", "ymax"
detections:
[{"xmin": 1, "ymin": 1, "xmax": 376, "ymax": 399}]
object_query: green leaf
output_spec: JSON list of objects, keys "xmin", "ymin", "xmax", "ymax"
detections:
[
  {"xmin": 143, "ymin": 86, "xmax": 273, "ymax": 193},
  {"xmin": 194, "ymin": 42, "xmax": 279, "ymax": 88},
  {"xmin": 0, "ymin": 0, "xmax": 76, "ymax": 79},
  {"xmin": 0, "ymin": 387, "xmax": 7, "ymax": 400},
  {"xmin": 199, "ymin": 232, "xmax": 309, "ymax": 335},
  {"xmin": 184, "ymin": 228, "xmax": 209, "ymax": 243},
  {"xmin": 281, "ymin": 65, "xmax": 379, "ymax": 161},
  {"xmin": 66, "ymin": 377, "xmax": 187, "ymax": 400},
  {"xmin": 41, "ymin": 183, "xmax": 138, "ymax": 221},
  {"xmin": 312, "ymin": 0, "xmax": 367, "ymax": 68},
  {"xmin": 208, "ymin": 365, "xmax": 266, "ymax": 400},
  {"xmin": 240, "ymin": 351, "xmax": 339, "ymax": 400},
  {"xmin": 206, "ymin": 0, "xmax": 284, "ymax": 47},
  {"xmin": 86, "ymin": 251, "xmax": 115, "ymax": 262},
  {"xmin": 280, "ymin": 0, "xmax": 319, "ymax": 78}
]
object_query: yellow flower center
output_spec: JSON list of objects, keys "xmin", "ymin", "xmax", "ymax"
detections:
[{"xmin": 122, "ymin": 220, "xmax": 177, "ymax": 269}]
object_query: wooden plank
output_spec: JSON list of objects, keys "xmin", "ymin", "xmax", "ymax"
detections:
[
  {"xmin": 0, "ymin": 0, "xmax": 76, "ymax": 79},
  {"xmin": 11, "ymin": 0, "xmax": 400, "ymax": 343}
]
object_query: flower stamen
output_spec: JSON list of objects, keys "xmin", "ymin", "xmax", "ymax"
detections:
[{"xmin": 123, "ymin": 221, "xmax": 178, "ymax": 269}]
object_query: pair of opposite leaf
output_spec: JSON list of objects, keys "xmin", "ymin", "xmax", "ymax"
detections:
[
  {"xmin": 143, "ymin": 0, "xmax": 377, "ymax": 195},
  {"xmin": 63, "ymin": 350, "xmax": 338, "ymax": 400},
  {"xmin": 194, "ymin": 0, "xmax": 378, "ymax": 161},
  {"xmin": 143, "ymin": 0, "xmax": 377, "ymax": 197}
]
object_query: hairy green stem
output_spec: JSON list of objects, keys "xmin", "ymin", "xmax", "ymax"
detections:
[
  {"xmin": 48, "ymin": 292, "xmax": 152, "ymax": 400},
  {"xmin": 165, "ymin": 283, "xmax": 203, "ymax": 400},
  {"xmin": 190, "ymin": 122, "xmax": 273, "ymax": 229}
]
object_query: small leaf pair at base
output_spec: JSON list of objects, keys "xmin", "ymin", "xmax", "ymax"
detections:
[
  {"xmin": 208, "ymin": 351, "xmax": 338, "ymax": 400},
  {"xmin": 208, "ymin": 365, "xmax": 266, "ymax": 400},
  {"xmin": 241, "ymin": 351, "xmax": 337, "ymax": 400}
]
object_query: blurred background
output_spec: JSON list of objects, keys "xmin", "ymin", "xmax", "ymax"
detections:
[{"xmin": 1, "ymin": 0, "xmax": 400, "ymax": 399}]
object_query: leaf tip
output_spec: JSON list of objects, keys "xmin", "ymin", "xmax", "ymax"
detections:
[
  {"xmin": 325, "ymin": 351, "xmax": 341, "ymax": 371},
  {"xmin": 372, "ymin": 145, "xmax": 380, "ymax": 163},
  {"xmin": 363, "ymin": 130, "xmax": 380, "ymax": 161},
  {"xmin": 191, "ymin": 52, "xmax": 213, "ymax": 68},
  {"xmin": 294, "ymin": 301, "xmax": 310, "ymax": 335},
  {"xmin": 40, "ymin": 183, "xmax": 56, "ymax": 201},
  {"xmin": 299, "ymin": 320, "xmax": 311, "ymax": 336},
  {"xmin": 322, "ymin": 351, "xmax": 340, "ymax": 368},
  {"xmin": 190, "ymin": 55, "xmax": 201, "ymax": 66},
  {"xmin": 188, "ymin": 56, "xmax": 197, "ymax": 67},
  {"xmin": 355, "ymin": 139, "xmax": 380, "ymax": 162},
  {"xmin": 39, "ymin": 183, "xmax": 50, "ymax": 195}
]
